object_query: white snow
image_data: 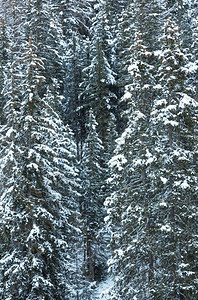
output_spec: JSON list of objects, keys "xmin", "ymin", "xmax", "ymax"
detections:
[
  {"xmin": 160, "ymin": 224, "xmax": 172, "ymax": 232},
  {"xmin": 109, "ymin": 154, "xmax": 127, "ymax": 171},
  {"xmin": 183, "ymin": 62, "xmax": 198, "ymax": 74},
  {"xmin": 143, "ymin": 84, "xmax": 150, "ymax": 89},
  {"xmin": 107, "ymin": 72, "xmax": 116, "ymax": 85},
  {"xmin": 0, "ymin": 186, "xmax": 14, "ymax": 202},
  {"xmin": 179, "ymin": 263, "xmax": 189, "ymax": 268},
  {"xmin": 146, "ymin": 157, "xmax": 154, "ymax": 165},
  {"xmin": 27, "ymin": 223, "xmax": 40, "ymax": 241},
  {"xmin": 29, "ymin": 92, "xmax": 34, "ymax": 102},
  {"xmin": 154, "ymin": 50, "xmax": 163, "ymax": 57},
  {"xmin": 115, "ymin": 249, "xmax": 124, "ymax": 257},
  {"xmin": 164, "ymin": 120, "xmax": 179, "ymax": 127},
  {"xmin": 181, "ymin": 180, "xmax": 189, "ymax": 189},
  {"xmin": 0, "ymin": 252, "xmax": 14, "ymax": 264},
  {"xmin": 6, "ymin": 127, "xmax": 14, "ymax": 138},
  {"xmin": 94, "ymin": 277, "xmax": 114, "ymax": 299},
  {"xmin": 159, "ymin": 202, "xmax": 167, "ymax": 208},
  {"xmin": 32, "ymin": 257, "xmax": 39, "ymax": 267},
  {"xmin": 27, "ymin": 162, "xmax": 39, "ymax": 171},
  {"xmin": 123, "ymin": 91, "xmax": 132, "ymax": 100},
  {"xmin": 178, "ymin": 93, "xmax": 198, "ymax": 109},
  {"xmin": 153, "ymin": 84, "xmax": 162, "ymax": 89},
  {"xmin": 160, "ymin": 177, "xmax": 168, "ymax": 184},
  {"xmin": 134, "ymin": 111, "xmax": 145, "ymax": 121},
  {"xmin": 128, "ymin": 62, "xmax": 139, "ymax": 74},
  {"xmin": 155, "ymin": 98, "xmax": 167, "ymax": 107}
]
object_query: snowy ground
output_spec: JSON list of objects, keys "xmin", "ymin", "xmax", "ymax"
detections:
[{"xmin": 94, "ymin": 277, "xmax": 113, "ymax": 299}]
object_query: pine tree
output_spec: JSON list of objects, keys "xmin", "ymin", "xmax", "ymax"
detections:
[
  {"xmin": 25, "ymin": 0, "xmax": 64, "ymax": 96},
  {"xmin": 63, "ymin": 34, "xmax": 90, "ymax": 159},
  {"xmin": 0, "ymin": 38, "xmax": 79, "ymax": 299},
  {"xmin": 106, "ymin": 31, "xmax": 156, "ymax": 300},
  {"xmin": 117, "ymin": 0, "xmax": 163, "ymax": 87},
  {"xmin": 81, "ymin": 110, "xmax": 107, "ymax": 286},
  {"xmin": 150, "ymin": 17, "xmax": 198, "ymax": 299},
  {"xmin": 80, "ymin": 4, "xmax": 117, "ymax": 146},
  {"xmin": 56, "ymin": 0, "xmax": 95, "ymax": 158},
  {"xmin": 1, "ymin": 0, "xmax": 26, "ymax": 59},
  {"xmin": 164, "ymin": 0, "xmax": 196, "ymax": 49},
  {"xmin": 57, "ymin": 0, "xmax": 94, "ymax": 38},
  {"xmin": 0, "ymin": 0, "xmax": 197, "ymax": 297},
  {"xmin": 0, "ymin": 17, "xmax": 9, "ymax": 124},
  {"xmin": 192, "ymin": 20, "xmax": 198, "ymax": 100}
]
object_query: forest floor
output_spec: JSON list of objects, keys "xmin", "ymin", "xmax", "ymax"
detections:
[{"xmin": 94, "ymin": 277, "xmax": 113, "ymax": 299}]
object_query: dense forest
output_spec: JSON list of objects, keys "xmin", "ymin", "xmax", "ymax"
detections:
[{"xmin": 0, "ymin": 0, "xmax": 197, "ymax": 299}]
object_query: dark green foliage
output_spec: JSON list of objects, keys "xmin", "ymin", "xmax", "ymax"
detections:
[
  {"xmin": 81, "ymin": 110, "xmax": 107, "ymax": 283},
  {"xmin": 0, "ymin": 23, "xmax": 79, "ymax": 300},
  {"xmin": 0, "ymin": 1, "xmax": 197, "ymax": 299},
  {"xmin": 0, "ymin": 18, "xmax": 9, "ymax": 124}
]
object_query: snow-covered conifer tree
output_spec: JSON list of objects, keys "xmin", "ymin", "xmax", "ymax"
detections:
[
  {"xmin": 0, "ymin": 17, "xmax": 9, "ymax": 124},
  {"xmin": 56, "ymin": 0, "xmax": 95, "ymax": 157},
  {"xmin": 25, "ymin": 0, "xmax": 64, "ymax": 96},
  {"xmin": 117, "ymin": 0, "xmax": 163, "ymax": 88},
  {"xmin": 150, "ymin": 17, "xmax": 198, "ymax": 299},
  {"xmin": 81, "ymin": 110, "xmax": 107, "ymax": 285},
  {"xmin": 0, "ymin": 37, "xmax": 79, "ymax": 299},
  {"xmin": 80, "ymin": 3, "xmax": 117, "ymax": 145},
  {"xmin": 106, "ymin": 31, "xmax": 156, "ymax": 299}
]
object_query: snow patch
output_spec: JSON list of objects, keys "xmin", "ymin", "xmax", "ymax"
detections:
[
  {"xmin": 160, "ymin": 177, "xmax": 168, "ymax": 184},
  {"xmin": 109, "ymin": 154, "xmax": 127, "ymax": 171},
  {"xmin": 178, "ymin": 93, "xmax": 197, "ymax": 109},
  {"xmin": 6, "ymin": 127, "xmax": 14, "ymax": 138},
  {"xmin": 160, "ymin": 224, "xmax": 172, "ymax": 232},
  {"xmin": 181, "ymin": 180, "xmax": 189, "ymax": 189},
  {"xmin": 27, "ymin": 223, "xmax": 40, "ymax": 241},
  {"xmin": 123, "ymin": 91, "xmax": 132, "ymax": 100},
  {"xmin": 94, "ymin": 277, "xmax": 113, "ymax": 299},
  {"xmin": 159, "ymin": 201, "xmax": 167, "ymax": 208}
]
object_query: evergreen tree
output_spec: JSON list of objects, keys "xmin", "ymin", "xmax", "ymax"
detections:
[
  {"xmin": 56, "ymin": 0, "xmax": 95, "ymax": 157},
  {"xmin": 1, "ymin": 0, "xmax": 26, "ymax": 59},
  {"xmin": 25, "ymin": 0, "xmax": 64, "ymax": 96},
  {"xmin": 150, "ymin": 17, "xmax": 198, "ymax": 299},
  {"xmin": 63, "ymin": 35, "xmax": 90, "ymax": 159},
  {"xmin": 80, "ymin": 3, "xmax": 117, "ymax": 146},
  {"xmin": 117, "ymin": 0, "xmax": 163, "ymax": 87},
  {"xmin": 57, "ymin": 0, "xmax": 94, "ymax": 38},
  {"xmin": 164, "ymin": 0, "xmax": 196, "ymax": 49},
  {"xmin": 192, "ymin": 20, "xmax": 198, "ymax": 100},
  {"xmin": 0, "ymin": 17, "xmax": 9, "ymax": 124},
  {"xmin": 0, "ymin": 1, "xmax": 197, "ymax": 298},
  {"xmin": 106, "ymin": 31, "xmax": 156, "ymax": 300},
  {"xmin": 81, "ymin": 110, "xmax": 107, "ymax": 285},
  {"xmin": 0, "ymin": 38, "xmax": 78, "ymax": 299}
]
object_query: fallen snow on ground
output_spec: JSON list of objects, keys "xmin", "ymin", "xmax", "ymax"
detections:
[{"xmin": 94, "ymin": 277, "xmax": 113, "ymax": 299}]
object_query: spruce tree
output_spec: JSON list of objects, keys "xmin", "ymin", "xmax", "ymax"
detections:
[
  {"xmin": 63, "ymin": 35, "xmax": 90, "ymax": 159},
  {"xmin": 81, "ymin": 110, "xmax": 107, "ymax": 285},
  {"xmin": 150, "ymin": 17, "xmax": 198, "ymax": 299},
  {"xmin": 106, "ymin": 31, "xmax": 156, "ymax": 300},
  {"xmin": 80, "ymin": 4, "xmax": 117, "ymax": 145},
  {"xmin": 25, "ymin": 0, "xmax": 64, "ymax": 96},
  {"xmin": 0, "ymin": 38, "xmax": 78, "ymax": 299},
  {"xmin": 56, "ymin": 0, "xmax": 95, "ymax": 157},
  {"xmin": 0, "ymin": 17, "xmax": 9, "ymax": 124}
]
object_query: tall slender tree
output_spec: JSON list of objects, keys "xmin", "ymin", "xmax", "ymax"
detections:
[
  {"xmin": 80, "ymin": 2, "xmax": 117, "ymax": 146},
  {"xmin": 81, "ymin": 110, "xmax": 107, "ymax": 285},
  {"xmin": 0, "ymin": 17, "xmax": 9, "ymax": 123},
  {"xmin": 0, "ymin": 37, "xmax": 79, "ymax": 299},
  {"xmin": 106, "ymin": 31, "xmax": 156, "ymax": 299},
  {"xmin": 150, "ymin": 17, "xmax": 198, "ymax": 299}
]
